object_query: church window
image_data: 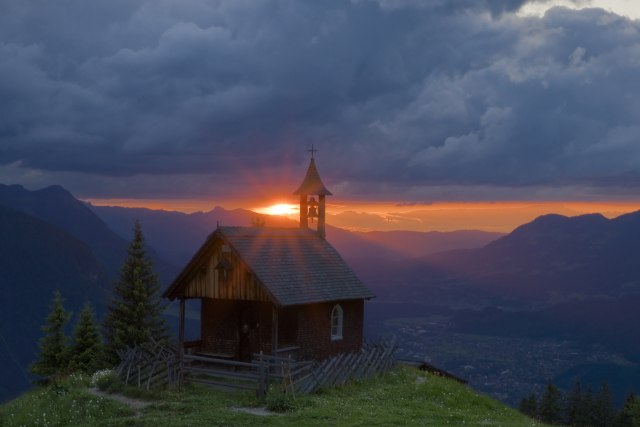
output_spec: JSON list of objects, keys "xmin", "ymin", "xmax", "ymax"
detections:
[{"xmin": 331, "ymin": 304, "xmax": 343, "ymax": 340}]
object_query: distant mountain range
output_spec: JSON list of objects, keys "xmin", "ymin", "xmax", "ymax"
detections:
[
  {"xmin": 90, "ymin": 205, "xmax": 294, "ymax": 266},
  {"xmin": 0, "ymin": 185, "xmax": 129, "ymax": 278},
  {"xmin": 89, "ymin": 204, "xmax": 503, "ymax": 273},
  {"xmin": 416, "ymin": 212, "xmax": 640, "ymax": 302},
  {"xmin": 0, "ymin": 184, "xmax": 177, "ymax": 283}
]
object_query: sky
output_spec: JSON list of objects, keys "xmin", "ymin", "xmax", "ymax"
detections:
[{"xmin": 1, "ymin": 0, "xmax": 640, "ymax": 232}]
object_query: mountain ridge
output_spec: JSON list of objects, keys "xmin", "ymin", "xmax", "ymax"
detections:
[
  {"xmin": 0, "ymin": 184, "xmax": 178, "ymax": 283},
  {"xmin": 413, "ymin": 210, "xmax": 640, "ymax": 301},
  {"xmin": 0, "ymin": 204, "xmax": 110, "ymax": 401}
]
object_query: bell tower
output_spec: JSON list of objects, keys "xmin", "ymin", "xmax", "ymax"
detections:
[{"xmin": 293, "ymin": 145, "xmax": 332, "ymax": 238}]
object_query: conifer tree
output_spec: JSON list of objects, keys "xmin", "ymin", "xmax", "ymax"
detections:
[
  {"xmin": 70, "ymin": 302, "xmax": 104, "ymax": 374},
  {"xmin": 576, "ymin": 385, "xmax": 596, "ymax": 427},
  {"xmin": 539, "ymin": 381, "xmax": 564, "ymax": 425},
  {"xmin": 566, "ymin": 379, "xmax": 583, "ymax": 426},
  {"xmin": 593, "ymin": 382, "xmax": 615, "ymax": 427},
  {"xmin": 609, "ymin": 391, "xmax": 640, "ymax": 427},
  {"xmin": 519, "ymin": 392, "xmax": 538, "ymax": 419},
  {"xmin": 30, "ymin": 291, "xmax": 72, "ymax": 377},
  {"xmin": 104, "ymin": 221, "xmax": 169, "ymax": 363}
]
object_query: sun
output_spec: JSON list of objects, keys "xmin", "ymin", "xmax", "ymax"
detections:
[{"xmin": 254, "ymin": 203, "xmax": 299, "ymax": 216}]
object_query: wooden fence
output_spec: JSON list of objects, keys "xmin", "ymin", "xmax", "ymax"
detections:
[
  {"xmin": 116, "ymin": 339, "xmax": 397, "ymax": 397},
  {"xmin": 294, "ymin": 340, "xmax": 397, "ymax": 394},
  {"xmin": 181, "ymin": 352, "xmax": 315, "ymax": 397},
  {"xmin": 115, "ymin": 338, "xmax": 180, "ymax": 389}
]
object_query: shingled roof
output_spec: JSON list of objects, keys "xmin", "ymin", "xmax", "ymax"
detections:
[{"xmin": 163, "ymin": 226, "xmax": 375, "ymax": 307}]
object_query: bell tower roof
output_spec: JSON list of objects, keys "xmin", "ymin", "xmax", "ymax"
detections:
[{"xmin": 293, "ymin": 157, "xmax": 332, "ymax": 196}]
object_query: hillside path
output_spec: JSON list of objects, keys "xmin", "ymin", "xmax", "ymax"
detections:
[{"xmin": 86, "ymin": 387, "xmax": 152, "ymax": 412}]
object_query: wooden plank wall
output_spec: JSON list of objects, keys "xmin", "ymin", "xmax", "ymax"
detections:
[{"xmin": 182, "ymin": 245, "xmax": 270, "ymax": 302}]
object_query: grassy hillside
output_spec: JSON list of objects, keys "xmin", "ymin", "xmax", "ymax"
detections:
[{"xmin": 0, "ymin": 366, "xmax": 548, "ymax": 426}]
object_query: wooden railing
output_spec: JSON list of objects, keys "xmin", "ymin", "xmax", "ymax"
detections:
[
  {"xmin": 181, "ymin": 351, "xmax": 313, "ymax": 397},
  {"xmin": 294, "ymin": 340, "xmax": 397, "ymax": 394},
  {"xmin": 182, "ymin": 353, "xmax": 262, "ymax": 393},
  {"xmin": 117, "ymin": 339, "xmax": 398, "ymax": 397}
]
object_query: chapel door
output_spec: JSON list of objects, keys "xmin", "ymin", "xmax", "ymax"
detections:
[{"xmin": 237, "ymin": 303, "xmax": 259, "ymax": 361}]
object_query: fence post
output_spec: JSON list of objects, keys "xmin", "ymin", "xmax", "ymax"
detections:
[{"xmin": 257, "ymin": 351, "xmax": 267, "ymax": 399}]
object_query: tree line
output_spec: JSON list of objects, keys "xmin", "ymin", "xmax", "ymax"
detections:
[
  {"xmin": 519, "ymin": 380, "xmax": 640, "ymax": 426},
  {"xmin": 30, "ymin": 221, "xmax": 169, "ymax": 378}
]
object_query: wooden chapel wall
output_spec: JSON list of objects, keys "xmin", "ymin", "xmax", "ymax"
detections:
[{"xmin": 181, "ymin": 241, "xmax": 270, "ymax": 302}]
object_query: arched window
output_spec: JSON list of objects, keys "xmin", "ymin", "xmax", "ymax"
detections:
[{"xmin": 331, "ymin": 304, "xmax": 343, "ymax": 340}]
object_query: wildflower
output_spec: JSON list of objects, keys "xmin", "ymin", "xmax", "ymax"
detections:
[{"xmin": 90, "ymin": 369, "xmax": 114, "ymax": 387}]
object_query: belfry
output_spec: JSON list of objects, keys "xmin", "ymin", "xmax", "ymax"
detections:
[{"xmin": 293, "ymin": 145, "xmax": 332, "ymax": 238}]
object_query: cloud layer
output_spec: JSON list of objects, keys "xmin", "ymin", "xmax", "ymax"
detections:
[{"xmin": 1, "ymin": 0, "xmax": 640, "ymax": 201}]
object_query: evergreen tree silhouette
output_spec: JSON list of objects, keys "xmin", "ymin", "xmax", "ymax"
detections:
[
  {"xmin": 593, "ymin": 382, "xmax": 614, "ymax": 427},
  {"xmin": 575, "ymin": 385, "xmax": 596, "ymax": 427},
  {"xmin": 519, "ymin": 392, "xmax": 538, "ymax": 419},
  {"xmin": 104, "ymin": 221, "xmax": 169, "ymax": 364},
  {"xmin": 613, "ymin": 392, "xmax": 636, "ymax": 427},
  {"xmin": 70, "ymin": 302, "xmax": 104, "ymax": 374},
  {"xmin": 539, "ymin": 381, "xmax": 564, "ymax": 425},
  {"xmin": 565, "ymin": 379, "xmax": 583, "ymax": 426},
  {"xmin": 30, "ymin": 291, "xmax": 71, "ymax": 377}
]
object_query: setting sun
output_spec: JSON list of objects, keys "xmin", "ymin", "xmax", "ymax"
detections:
[{"xmin": 254, "ymin": 203, "xmax": 299, "ymax": 216}]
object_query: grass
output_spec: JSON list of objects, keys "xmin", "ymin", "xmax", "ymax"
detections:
[
  {"xmin": 0, "ymin": 366, "xmax": 550, "ymax": 426},
  {"xmin": 0, "ymin": 374, "xmax": 133, "ymax": 426}
]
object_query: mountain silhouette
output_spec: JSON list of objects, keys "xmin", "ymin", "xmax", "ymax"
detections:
[
  {"xmin": 416, "ymin": 211, "xmax": 640, "ymax": 301},
  {"xmin": 90, "ymin": 205, "xmax": 295, "ymax": 266},
  {"xmin": 0, "ymin": 205, "xmax": 109, "ymax": 401},
  {"xmin": 90, "ymin": 204, "xmax": 503, "ymax": 279},
  {"xmin": 0, "ymin": 184, "xmax": 178, "ymax": 283}
]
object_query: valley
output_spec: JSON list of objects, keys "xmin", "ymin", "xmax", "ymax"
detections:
[{"xmin": 366, "ymin": 306, "xmax": 634, "ymax": 406}]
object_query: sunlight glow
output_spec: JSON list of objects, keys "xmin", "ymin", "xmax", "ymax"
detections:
[
  {"xmin": 86, "ymin": 197, "xmax": 640, "ymax": 233},
  {"xmin": 254, "ymin": 203, "xmax": 299, "ymax": 216}
]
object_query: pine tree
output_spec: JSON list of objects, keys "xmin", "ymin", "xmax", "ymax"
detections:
[
  {"xmin": 623, "ymin": 393, "xmax": 640, "ymax": 427},
  {"xmin": 104, "ymin": 221, "xmax": 169, "ymax": 364},
  {"xmin": 593, "ymin": 382, "xmax": 615, "ymax": 427},
  {"xmin": 519, "ymin": 392, "xmax": 538, "ymax": 418},
  {"xmin": 566, "ymin": 379, "xmax": 583, "ymax": 426},
  {"xmin": 70, "ymin": 302, "xmax": 104, "ymax": 374},
  {"xmin": 30, "ymin": 291, "xmax": 72, "ymax": 377},
  {"xmin": 613, "ymin": 392, "xmax": 636, "ymax": 427},
  {"xmin": 576, "ymin": 384, "xmax": 596, "ymax": 427},
  {"xmin": 539, "ymin": 381, "xmax": 564, "ymax": 425}
]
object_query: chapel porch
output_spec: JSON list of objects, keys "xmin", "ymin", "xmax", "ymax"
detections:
[{"xmin": 177, "ymin": 298, "xmax": 300, "ymax": 362}]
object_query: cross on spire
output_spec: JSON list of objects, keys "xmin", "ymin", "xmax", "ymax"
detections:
[{"xmin": 308, "ymin": 144, "xmax": 317, "ymax": 159}]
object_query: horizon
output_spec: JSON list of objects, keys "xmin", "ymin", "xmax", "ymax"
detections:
[{"xmin": 84, "ymin": 195, "xmax": 640, "ymax": 233}]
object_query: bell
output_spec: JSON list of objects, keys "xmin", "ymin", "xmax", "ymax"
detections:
[
  {"xmin": 308, "ymin": 206, "xmax": 318, "ymax": 222},
  {"xmin": 307, "ymin": 197, "xmax": 318, "ymax": 223}
]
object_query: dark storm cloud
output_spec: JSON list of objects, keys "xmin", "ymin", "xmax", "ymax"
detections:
[{"xmin": 1, "ymin": 0, "xmax": 640, "ymax": 199}]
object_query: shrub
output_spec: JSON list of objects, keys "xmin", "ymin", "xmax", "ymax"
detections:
[
  {"xmin": 265, "ymin": 386, "xmax": 296, "ymax": 413},
  {"xmin": 92, "ymin": 370, "xmax": 124, "ymax": 393}
]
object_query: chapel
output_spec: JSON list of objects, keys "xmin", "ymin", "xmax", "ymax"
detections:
[{"xmin": 163, "ymin": 151, "xmax": 375, "ymax": 361}]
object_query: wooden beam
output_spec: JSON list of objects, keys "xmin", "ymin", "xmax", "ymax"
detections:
[
  {"xmin": 179, "ymin": 298, "xmax": 186, "ymax": 355},
  {"xmin": 299, "ymin": 194, "xmax": 308, "ymax": 228},
  {"xmin": 318, "ymin": 194, "xmax": 326, "ymax": 238},
  {"xmin": 271, "ymin": 307, "xmax": 279, "ymax": 355}
]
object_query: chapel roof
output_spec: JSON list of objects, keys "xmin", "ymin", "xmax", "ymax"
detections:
[{"xmin": 163, "ymin": 226, "xmax": 374, "ymax": 307}]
